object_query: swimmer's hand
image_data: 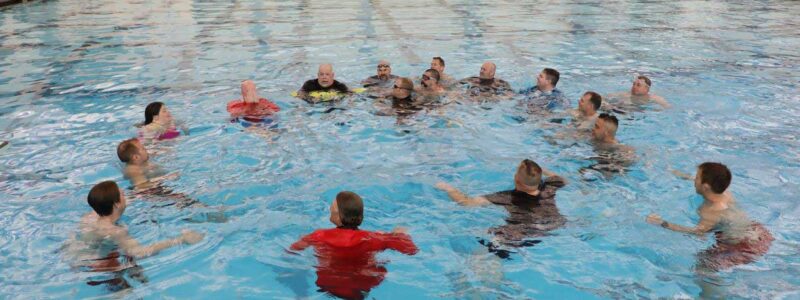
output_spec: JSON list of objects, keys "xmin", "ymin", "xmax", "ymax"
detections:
[
  {"xmin": 149, "ymin": 171, "xmax": 180, "ymax": 183},
  {"xmin": 180, "ymin": 230, "xmax": 204, "ymax": 244},
  {"xmin": 391, "ymin": 227, "xmax": 409, "ymax": 234},
  {"xmin": 671, "ymin": 169, "xmax": 693, "ymax": 180},
  {"xmin": 434, "ymin": 182, "xmax": 455, "ymax": 192},
  {"xmin": 646, "ymin": 213, "xmax": 663, "ymax": 225}
]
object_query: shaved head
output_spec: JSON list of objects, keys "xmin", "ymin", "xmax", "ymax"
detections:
[
  {"xmin": 480, "ymin": 61, "xmax": 496, "ymax": 80},
  {"xmin": 319, "ymin": 64, "xmax": 333, "ymax": 73}
]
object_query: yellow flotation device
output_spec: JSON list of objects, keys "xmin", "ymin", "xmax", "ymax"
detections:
[{"xmin": 291, "ymin": 88, "xmax": 366, "ymax": 102}]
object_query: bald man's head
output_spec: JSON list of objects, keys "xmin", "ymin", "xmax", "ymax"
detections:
[
  {"xmin": 479, "ymin": 62, "xmax": 496, "ymax": 80},
  {"xmin": 317, "ymin": 64, "xmax": 335, "ymax": 87}
]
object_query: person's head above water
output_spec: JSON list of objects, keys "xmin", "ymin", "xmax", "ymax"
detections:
[
  {"xmin": 117, "ymin": 138, "xmax": 148, "ymax": 165},
  {"xmin": 514, "ymin": 159, "xmax": 543, "ymax": 195},
  {"xmin": 479, "ymin": 61, "xmax": 497, "ymax": 80},
  {"xmin": 579, "ymin": 91, "xmax": 602, "ymax": 116},
  {"xmin": 88, "ymin": 181, "xmax": 126, "ymax": 219},
  {"xmin": 421, "ymin": 69, "xmax": 440, "ymax": 89},
  {"xmin": 240, "ymin": 80, "xmax": 260, "ymax": 103},
  {"xmin": 392, "ymin": 77, "xmax": 414, "ymax": 99},
  {"xmin": 329, "ymin": 191, "xmax": 364, "ymax": 229},
  {"xmin": 376, "ymin": 60, "xmax": 392, "ymax": 79},
  {"xmin": 536, "ymin": 68, "xmax": 560, "ymax": 92},
  {"xmin": 317, "ymin": 64, "xmax": 335, "ymax": 88},
  {"xmin": 593, "ymin": 113, "xmax": 619, "ymax": 143},
  {"xmin": 431, "ymin": 57, "xmax": 446, "ymax": 74},
  {"xmin": 695, "ymin": 162, "xmax": 731, "ymax": 196},
  {"xmin": 144, "ymin": 102, "xmax": 172, "ymax": 125},
  {"xmin": 631, "ymin": 75, "xmax": 651, "ymax": 96}
]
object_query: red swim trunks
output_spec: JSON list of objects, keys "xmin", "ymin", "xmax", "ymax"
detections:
[{"xmin": 698, "ymin": 223, "xmax": 773, "ymax": 271}]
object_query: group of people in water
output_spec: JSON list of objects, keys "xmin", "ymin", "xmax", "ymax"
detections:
[{"xmin": 68, "ymin": 56, "xmax": 773, "ymax": 299}]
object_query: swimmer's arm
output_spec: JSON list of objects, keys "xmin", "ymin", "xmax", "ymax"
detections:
[
  {"xmin": 646, "ymin": 213, "xmax": 716, "ymax": 236},
  {"xmin": 435, "ymin": 182, "xmax": 490, "ymax": 207},
  {"xmin": 651, "ymin": 95, "xmax": 671, "ymax": 109},
  {"xmin": 670, "ymin": 169, "xmax": 693, "ymax": 180},
  {"xmin": 289, "ymin": 236, "xmax": 312, "ymax": 251},
  {"xmin": 111, "ymin": 228, "xmax": 193, "ymax": 258},
  {"xmin": 542, "ymin": 169, "xmax": 568, "ymax": 185},
  {"xmin": 295, "ymin": 89, "xmax": 309, "ymax": 100}
]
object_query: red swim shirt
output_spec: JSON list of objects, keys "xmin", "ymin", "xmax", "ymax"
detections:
[
  {"xmin": 290, "ymin": 228, "xmax": 418, "ymax": 300},
  {"xmin": 226, "ymin": 98, "xmax": 280, "ymax": 118}
]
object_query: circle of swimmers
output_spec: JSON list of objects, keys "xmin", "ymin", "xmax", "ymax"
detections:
[{"xmin": 68, "ymin": 57, "xmax": 774, "ymax": 299}]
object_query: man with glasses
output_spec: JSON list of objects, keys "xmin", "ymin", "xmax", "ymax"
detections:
[
  {"xmin": 375, "ymin": 77, "xmax": 421, "ymax": 116},
  {"xmin": 418, "ymin": 69, "xmax": 445, "ymax": 96},
  {"xmin": 459, "ymin": 61, "xmax": 513, "ymax": 98},
  {"xmin": 362, "ymin": 60, "xmax": 399, "ymax": 89}
]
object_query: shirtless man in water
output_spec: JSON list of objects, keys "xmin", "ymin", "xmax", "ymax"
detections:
[
  {"xmin": 63, "ymin": 181, "xmax": 203, "ymax": 290},
  {"xmin": 116, "ymin": 138, "xmax": 218, "ymax": 213},
  {"xmin": 608, "ymin": 75, "xmax": 670, "ymax": 109},
  {"xmin": 571, "ymin": 91, "xmax": 602, "ymax": 130},
  {"xmin": 647, "ymin": 162, "xmax": 773, "ymax": 298},
  {"xmin": 117, "ymin": 138, "xmax": 179, "ymax": 192},
  {"xmin": 583, "ymin": 113, "xmax": 636, "ymax": 178}
]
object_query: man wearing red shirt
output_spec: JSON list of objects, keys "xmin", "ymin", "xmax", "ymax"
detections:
[{"xmin": 290, "ymin": 191, "xmax": 418, "ymax": 300}]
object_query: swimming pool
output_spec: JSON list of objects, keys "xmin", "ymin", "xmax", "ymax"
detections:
[{"xmin": 1, "ymin": 0, "xmax": 799, "ymax": 298}]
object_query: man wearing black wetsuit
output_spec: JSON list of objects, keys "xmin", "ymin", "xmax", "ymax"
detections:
[
  {"xmin": 297, "ymin": 64, "xmax": 349, "ymax": 102},
  {"xmin": 459, "ymin": 61, "xmax": 513, "ymax": 97},
  {"xmin": 361, "ymin": 60, "xmax": 398, "ymax": 89},
  {"xmin": 436, "ymin": 159, "xmax": 567, "ymax": 257}
]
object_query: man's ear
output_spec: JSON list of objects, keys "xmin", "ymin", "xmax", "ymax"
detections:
[{"xmin": 701, "ymin": 183, "xmax": 712, "ymax": 194}]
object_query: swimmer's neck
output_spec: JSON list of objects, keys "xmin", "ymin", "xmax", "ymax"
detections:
[
  {"xmin": 581, "ymin": 109, "xmax": 597, "ymax": 118},
  {"xmin": 702, "ymin": 191, "xmax": 731, "ymax": 206},
  {"xmin": 479, "ymin": 78, "xmax": 495, "ymax": 85},
  {"xmin": 596, "ymin": 137, "xmax": 618, "ymax": 145},
  {"xmin": 514, "ymin": 187, "xmax": 541, "ymax": 197},
  {"xmin": 538, "ymin": 86, "xmax": 554, "ymax": 93},
  {"xmin": 94, "ymin": 211, "xmax": 121, "ymax": 226},
  {"xmin": 125, "ymin": 160, "xmax": 150, "ymax": 168}
]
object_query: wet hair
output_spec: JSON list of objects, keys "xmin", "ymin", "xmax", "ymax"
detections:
[
  {"xmin": 517, "ymin": 159, "xmax": 543, "ymax": 188},
  {"xmin": 425, "ymin": 69, "xmax": 441, "ymax": 82},
  {"xmin": 598, "ymin": 113, "xmax": 619, "ymax": 128},
  {"xmin": 698, "ymin": 162, "xmax": 732, "ymax": 194},
  {"xmin": 584, "ymin": 91, "xmax": 602, "ymax": 110},
  {"xmin": 433, "ymin": 56, "xmax": 445, "ymax": 67},
  {"xmin": 116, "ymin": 138, "xmax": 140, "ymax": 163},
  {"xmin": 398, "ymin": 77, "xmax": 414, "ymax": 90},
  {"xmin": 543, "ymin": 68, "xmax": 560, "ymax": 87},
  {"xmin": 637, "ymin": 75, "xmax": 652, "ymax": 87},
  {"xmin": 336, "ymin": 191, "xmax": 364, "ymax": 228},
  {"xmin": 88, "ymin": 181, "xmax": 121, "ymax": 216},
  {"xmin": 144, "ymin": 102, "xmax": 164, "ymax": 125}
]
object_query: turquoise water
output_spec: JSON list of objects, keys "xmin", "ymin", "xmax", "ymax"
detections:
[{"xmin": 1, "ymin": 0, "xmax": 799, "ymax": 298}]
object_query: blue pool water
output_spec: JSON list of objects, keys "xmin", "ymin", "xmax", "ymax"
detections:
[{"xmin": 1, "ymin": 0, "xmax": 799, "ymax": 298}]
